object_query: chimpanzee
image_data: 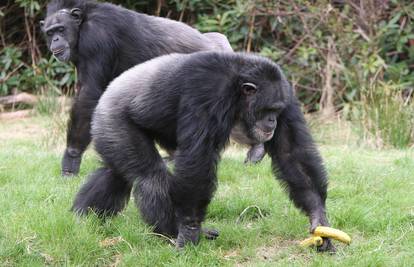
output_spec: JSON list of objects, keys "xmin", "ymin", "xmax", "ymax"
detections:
[
  {"xmin": 72, "ymin": 52, "xmax": 334, "ymax": 252},
  {"xmin": 41, "ymin": 0, "xmax": 265, "ymax": 176}
]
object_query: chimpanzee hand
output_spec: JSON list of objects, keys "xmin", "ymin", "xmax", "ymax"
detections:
[
  {"xmin": 176, "ymin": 223, "xmax": 201, "ymax": 249},
  {"xmin": 202, "ymin": 227, "xmax": 219, "ymax": 240},
  {"xmin": 310, "ymin": 213, "xmax": 336, "ymax": 252}
]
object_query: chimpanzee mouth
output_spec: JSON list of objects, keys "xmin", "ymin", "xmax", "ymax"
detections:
[
  {"xmin": 52, "ymin": 48, "xmax": 65, "ymax": 56},
  {"xmin": 252, "ymin": 127, "xmax": 275, "ymax": 142},
  {"xmin": 52, "ymin": 48, "xmax": 70, "ymax": 62}
]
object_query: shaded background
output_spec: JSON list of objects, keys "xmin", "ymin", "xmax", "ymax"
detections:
[{"xmin": 1, "ymin": 0, "xmax": 413, "ymax": 147}]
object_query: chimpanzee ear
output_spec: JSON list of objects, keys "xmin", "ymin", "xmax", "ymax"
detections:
[
  {"xmin": 241, "ymin": 82, "xmax": 257, "ymax": 96},
  {"xmin": 70, "ymin": 8, "xmax": 83, "ymax": 24},
  {"xmin": 39, "ymin": 20, "xmax": 45, "ymax": 30}
]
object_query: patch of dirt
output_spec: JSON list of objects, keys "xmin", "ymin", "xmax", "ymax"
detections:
[
  {"xmin": 109, "ymin": 254, "xmax": 122, "ymax": 267},
  {"xmin": 0, "ymin": 116, "xmax": 47, "ymax": 141},
  {"xmin": 223, "ymin": 249, "xmax": 240, "ymax": 260},
  {"xmin": 230, "ymin": 237, "xmax": 311, "ymax": 266},
  {"xmin": 100, "ymin": 237, "xmax": 123, "ymax": 247},
  {"xmin": 255, "ymin": 238, "xmax": 298, "ymax": 260}
]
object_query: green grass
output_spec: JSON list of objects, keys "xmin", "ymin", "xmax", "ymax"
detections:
[{"xmin": 0, "ymin": 117, "xmax": 413, "ymax": 266}]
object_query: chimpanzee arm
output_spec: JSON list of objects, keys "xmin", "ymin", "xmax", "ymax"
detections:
[
  {"xmin": 170, "ymin": 101, "xmax": 232, "ymax": 248},
  {"xmin": 265, "ymin": 99, "xmax": 335, "ymax": 252},
  {"xmin": 62, "ymin": 62, "xmax": 109, "ymax": 176}
]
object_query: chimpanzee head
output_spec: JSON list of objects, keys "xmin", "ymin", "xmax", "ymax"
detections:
[
  {"xmin": 236, "ymin": 57, "xmax": 292, "ymax": 143},
  {"xmin": 40, "ymin": 8, "xmax": 82, "ymax": 62}
]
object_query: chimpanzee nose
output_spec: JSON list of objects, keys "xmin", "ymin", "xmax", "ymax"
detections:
[
  {"xmin": 266, "ymin": 116, "xmax": 277, "ymax": 130},
  {"xmin": 53, "ymin": 36, "xmax": 60, "ymax": 42}
]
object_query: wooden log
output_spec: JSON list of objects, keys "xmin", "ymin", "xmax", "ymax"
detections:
[
  {"xmin": 0, "ymin": 93, "xmax": 38, "ymax": 106},
  {"xmin": 0, "ymin": 109, "xmax": 32, "ymax": 120}
]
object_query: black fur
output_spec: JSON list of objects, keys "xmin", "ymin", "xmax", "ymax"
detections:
[
  {"xmin": 72, "ymin": 52, "xmax": 334, "ymax": 251},
  {"xmin": 72, "ymin": 167, "xmax": 132, "ymax": 216},
  {"xmin": 41, "ymin": 0, "xmax": 264, "ymax": 176}
]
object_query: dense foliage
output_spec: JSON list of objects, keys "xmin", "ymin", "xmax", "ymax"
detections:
[{"xmin": 1, "ymin": 0, "xmax": 413, "ymax": 146}]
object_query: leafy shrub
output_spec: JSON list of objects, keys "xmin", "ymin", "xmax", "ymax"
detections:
[{"xmin": 0, "ymin": 46, "xmax": 75, "ymax": 96}]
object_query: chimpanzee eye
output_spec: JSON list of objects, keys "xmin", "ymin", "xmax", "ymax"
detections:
[
  {"xmin": 47, "ymin": 31, "xmax": 53, "ymax": 36},
  {"xmin": 58, "ymin": 27, "xmax": 65, "ymax": 32},
  {"xmin": 241, "ymin": 82, "xmax": 257, "ymax": 96}
]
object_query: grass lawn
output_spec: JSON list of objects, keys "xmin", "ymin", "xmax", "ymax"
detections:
[{"xmin": 0, "ymin": 116, "xmax": 413, "ymax": 266}]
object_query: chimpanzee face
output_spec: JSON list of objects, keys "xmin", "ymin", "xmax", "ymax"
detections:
[
  {"xmin": 40, "ymin": 8, "xmax": 82, "ymax": 62},
  {"xmin": 238, "ymin": 63, "xmax": 291, "ymax": 143}
]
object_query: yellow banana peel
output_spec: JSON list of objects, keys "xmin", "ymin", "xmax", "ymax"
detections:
[
  {"xmin": 314, "ymin": 226, "xmax": 351, "ymax": 244},
  {"xmin": 300, "ymin": 226, "xmax": 351, "ymax": 248},
  {"xmin": 299, "ymin": 236, "xmax": 323, "ymax": 247}
]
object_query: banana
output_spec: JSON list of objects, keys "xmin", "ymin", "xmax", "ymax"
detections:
[
  {"xmin": 313, "ymin": 226, "xmax": 351, "ymax": 244},
  {"xmin": 300, "ymin": 236, "xmax": 323, "ymax": 247}
]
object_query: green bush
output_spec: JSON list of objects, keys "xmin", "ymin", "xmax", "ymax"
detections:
[
  {"xmin": 357, "ymin": 81, "xmax": 414, "ymax": 148},
  {"xmin": 0, "ymin": 47, "xmax": 24, "ymax": 96},
  {"xmin": 0, "ymin": 46, "xmax": 75, "ymax": 95}
]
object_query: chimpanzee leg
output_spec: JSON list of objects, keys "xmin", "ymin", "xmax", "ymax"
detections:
[
  {"xmin": 95, "ymin": 118, "xmax": 178, "ymax": 235},
  {"xmin": 72, "ymin": 114, "xmax": 178, "ymax": 235},
  {"xmin": 265, "ymin": 100, "xmax": 335, "ymax": 252},
  {"xmin": 72, "ymin": 167, "xmax": 132, "ymax": 216},
  {"xmin": 62, "ymin": 87, "xmax": 101, "ymax": 176},
  {"xmin": 132, "ymin": 162, "xmax": 178, "ymax": 236},
  {"xmin": 132, "ymin": 143, "xmax": 220, "ymax": 239}
]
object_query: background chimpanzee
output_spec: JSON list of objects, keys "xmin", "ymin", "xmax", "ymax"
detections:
[
  {"xmin": 72, "ymin": 52, "xmax": 334, "ymax": 252},
  {"xmin": 40, "ymin": 0, "xmax": 265, "ymax": 176}
]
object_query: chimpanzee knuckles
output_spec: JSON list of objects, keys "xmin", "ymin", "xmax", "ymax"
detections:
[
  {"xmin": 176, "ymin": 224, "xmax": 201, "ymax": 249},
  {"xmin": 202, "ymin": 228, "xmax": 220, "ymax": 240}
]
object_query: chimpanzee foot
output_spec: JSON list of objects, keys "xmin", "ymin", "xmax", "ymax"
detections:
[
  {"xmin": 202, "ymin": 227, "xmax": 219, "ymax": 240},
  {"xmin": 176, "ymin": 223, "xmax": 201, "ymax": 249},
  {"xmin": 61, "ymin": 147, "xmax": 82, "ymax": 177},
  {"xmin": 244, "ymin": 143, "xmax": 266, "ymax": 164}
]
